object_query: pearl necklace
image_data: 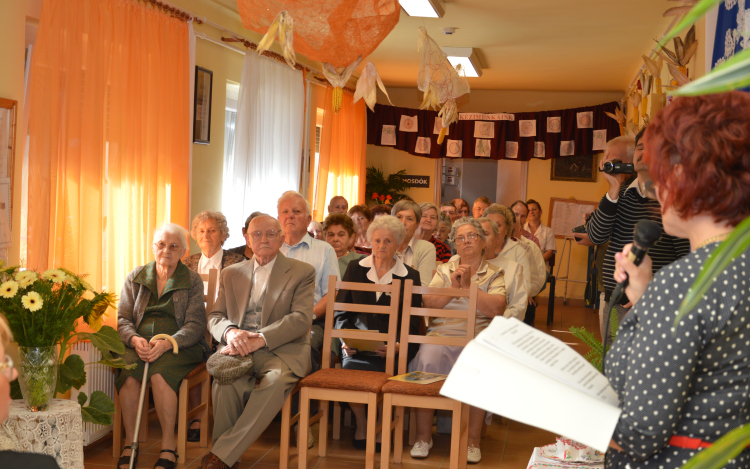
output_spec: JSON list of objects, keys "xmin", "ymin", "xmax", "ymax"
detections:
[{"xmin": 696, "ymin": 233, "xmax": 730, "ymax": 250}]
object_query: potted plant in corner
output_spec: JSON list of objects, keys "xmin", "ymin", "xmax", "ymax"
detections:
[
  {"xmin": 0, "ymin": 262, "xmax": 134, "ymax": 425},
  {"xmin": 366, "ymin": 166, "xmax": 410, "ymax": 205}
]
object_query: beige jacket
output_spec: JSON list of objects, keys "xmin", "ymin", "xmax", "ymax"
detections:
[{"xmin": 208, "ymin": 253, "xmax": 315, "ymax": 378}]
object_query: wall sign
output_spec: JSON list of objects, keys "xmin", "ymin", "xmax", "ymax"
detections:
[{"xmin": 400, "ymin": 175, "xmax": 430, "ymax": 188}]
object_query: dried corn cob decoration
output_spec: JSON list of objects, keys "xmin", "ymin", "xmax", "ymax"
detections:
[
  {"xmin": 437, "ymin": 98, "xmax": 458, "ymax": 144},
  {"xmin": 332, "ymin": 87, "xmax": 343, "ymax": 113},
  {"xmin": 256, "ymin": 11, "xmax": 296, "ymax": 69}
]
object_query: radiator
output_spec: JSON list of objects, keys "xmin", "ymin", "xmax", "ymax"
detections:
[{"xmin": 69, "ymin": 341, "xmax": 115, "ymax": 446}]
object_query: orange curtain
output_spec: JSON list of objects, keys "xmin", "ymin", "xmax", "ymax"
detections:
[
  {"xmin": 313, "ymin": 88, "xmax": 367, "ymax": 221},
  {"xmin": 27, "ymin": 0, "xmax": 190, "ymax": 328}
]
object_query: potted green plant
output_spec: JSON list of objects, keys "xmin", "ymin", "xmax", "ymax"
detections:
[
  {"xmin": 366, "ymin": 166, "xmax": 409, "ymax": 205},
  {"xmin": 0, "ymin": 262, "xmax": 134, "ymax": 424}
]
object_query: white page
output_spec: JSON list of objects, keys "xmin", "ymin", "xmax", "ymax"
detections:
[
  {"xmin": 476, "ymin": 317, "xmax": 619, "ymax": 405},
  {"xmin": 440, "ymin": 340, "xmax": 621, "ymax": 452}
]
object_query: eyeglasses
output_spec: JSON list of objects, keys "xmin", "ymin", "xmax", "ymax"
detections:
[
  {"xmin": 249, "ymin": 230, "xmax": 280, "ymax": 241},
  {"xmin": 0, "ymin": 354, "xmax": 16, "ymax": 380},
  {"xmin": 455, "ymin": 233, "xmax": 479, "ymax": 245},
  {"xmin": 153, "ymin": 242, "xmax": 183, "ymax": 252}
]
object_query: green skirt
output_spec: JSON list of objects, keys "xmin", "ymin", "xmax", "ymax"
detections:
[{"xmin": 115, "ymin": 314, "xmax": 205, "ymax": 394}]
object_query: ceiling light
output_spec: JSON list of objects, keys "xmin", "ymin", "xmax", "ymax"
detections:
[
  {"xmin": 400, "ymin": 0, "xmax": 445, "ymax": 18},
  {"xmin": 442, "ymin": 47, "xmax": 483, "ymax": 78}
]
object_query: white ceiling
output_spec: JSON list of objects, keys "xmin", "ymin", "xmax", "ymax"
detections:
[{"xmin": 210, "ymin": 0, "xmax": 677, "ymax": 93}]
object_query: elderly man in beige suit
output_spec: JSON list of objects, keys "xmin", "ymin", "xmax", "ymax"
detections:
[{"xmin": 201, "ymin": 215, "xmax": 315, "ymax": 469}]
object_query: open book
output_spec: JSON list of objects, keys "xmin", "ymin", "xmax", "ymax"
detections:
[
  {"xmin": 389, "ymin": 371, "xmax": 447, "ymax": 385},
  {"xmin": 439, "ymin": 316, "xmax": 621, "ymax": 452}
]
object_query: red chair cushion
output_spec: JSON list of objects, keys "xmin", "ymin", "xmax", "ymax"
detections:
[
  {"xmin": 300, "ymin": 368, "xmax": 391, "ymax": 393},
  {"xmin": 381, "ymin": 379, "xmax": 444, "ymax": 397}
]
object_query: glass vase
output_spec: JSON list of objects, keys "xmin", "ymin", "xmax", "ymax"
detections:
[{"xmin": 17, "ymin": 346, "xmax": 59, "ymax": 412}]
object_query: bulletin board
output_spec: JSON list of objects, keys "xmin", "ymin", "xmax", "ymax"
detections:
[{"xmin": 547, "ymin": 197, "xmax": 598, "ymax": 239}]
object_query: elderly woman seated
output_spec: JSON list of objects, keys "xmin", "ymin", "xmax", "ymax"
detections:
[
  {"xmin": 116, "ymin": 223, "xmax": 210, "ymax": 469},
  {"xmin": 183, "ymin": 211, "xmax": 245, "ymax": 441},
  {"xmin": 409, "ymin": 218, "xmax": 507, "ymax": 464},
  {"xmin": 323, "ymin": 213, "xmax": 365, "ymax": 276},
  {"xmin": 334, "ymin": 215, "xmax": 423, "ymax": 450},
  {"xmin": 185, "ymin": 211, "xmax": 246, "ymax": 298},
  {"xmin": 391, "ymin": 200, "xmax": 437, "ymax": 287},
  {"xmin": 416, "ymin": 202, "xmax": 452, "ymax": 263},
  {"xmin": 348, "ymin": 204, "xmax": 373, "ymax": 253}
]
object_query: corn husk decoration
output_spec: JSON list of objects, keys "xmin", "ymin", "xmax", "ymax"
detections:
[
  {"xmin": 322, "ymin": 55, "xmax": 363, "ymax": 113},
  {"xmin": 629, "ymin": 90, "xmax": 642, "ymax": 126},
  {"xmin": 605, "ymin": 103, "xmax": 626, "ymax": 136},
  {"xmin": 640, "ymin": 73, "xmax": 652, "ymax": 118},
  {"xmin": 353, "ymin": 62, "xmax": 393, "ymax": 112},
  {"xmin": 655, "ymin": 25, "xmax": 697, "ymax": 89},
  {"xmin": 256, "ymin": 11, "xmax": 296, "ymax": 68},
  {"xmin": 417, "ymin": 26, "xmax": 470, "ymax": 144},
  {"xmin": 663, "ymin": 0, "xmax": 699, "ymax": 17}
]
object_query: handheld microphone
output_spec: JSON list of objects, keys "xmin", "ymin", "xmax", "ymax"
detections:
[{"xmin": 602, "ymin": 220, "xmax": 662, "ymax": 374}]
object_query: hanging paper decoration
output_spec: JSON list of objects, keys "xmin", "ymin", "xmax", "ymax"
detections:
[
  {"xmin": 547, "ymin": 116, "xmax": 561, "ymax": 133},
  {"xmin": 415, "ymin": 137, "xmax": 431, "ymax": 154},
  {"xmin": 416, "ymin": 27, "xmax": 470, "ymax": 144},
  {"xmin": 576, "ymin": 111, "xmax": 593, "ymax": 129},
  {"xmin": 237, "ymin": 0, "xmax": 399, "ymax": 68},
  {"xmin": 474, "ymin": 121, "xmax": 494, "ymax": 139},
  {"xmin": 533, "ymin": 142, "xmax": 546, "ymax": 158},
  {"xmin": 256, "ymin": 11, "xmax": 296, "ymax": 68},
  {"xmin": 399, "ymin": 115, "xmax": 418, "ymax": 132},
  {"xmin": 592, "ymin": 130, "xmax": 607, "ymax": 151},
  {"xmin": 475, "ymin": 139, "xmax": 491, "ymax": 157},
  {"xmin": 505, "ymin": 142, "xmax": 519, "ymax": 159},
  {"xmin": 519, "ymin": 120, "xmax": 536, "ymax": 137},
  {"xmin": 322, "ymin": 56, "xmax": 363, "ymax": 113},
  {"xmin": 381, "ymin": 125, "xmax": 396, "ymax": 145},
  {"xmin": 353, "ymin": 62, "xmax": 393, "ymax": 112}
]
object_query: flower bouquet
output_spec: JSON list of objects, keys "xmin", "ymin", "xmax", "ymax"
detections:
[{"xmin": 0, "ymin": 262, "xmax": 134, "ymax": 422}]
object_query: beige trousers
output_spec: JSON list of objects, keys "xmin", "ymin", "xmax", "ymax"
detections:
[{"xmin": 211, "ymin": 349, "xmax": 299, "ymax": 466}]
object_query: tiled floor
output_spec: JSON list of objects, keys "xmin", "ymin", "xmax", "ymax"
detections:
[{"xmin": 85, "ymin": 299, "xmax": 600, "ymax": 469}]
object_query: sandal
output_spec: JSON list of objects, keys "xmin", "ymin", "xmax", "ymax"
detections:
[
  {"xmin": 117, "ymin": 445, "xmax": 138, "ymax": 469},
  {"xmin": 154, "ymin": 449, "xmax": 179, "ymax": 469},
  {"xmin": 187, "ymin": 419, "xmax": 201, "ymax": 442}
]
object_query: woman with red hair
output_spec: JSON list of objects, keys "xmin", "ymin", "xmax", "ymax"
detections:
[{"xmin": 605, "ymin": 92, "xmax": 750, "ymax": 468}]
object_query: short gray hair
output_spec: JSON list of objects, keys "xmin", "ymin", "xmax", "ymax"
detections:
[
  {"xmin": 248, "ymin": 215, "xmax": 284, "ymax": 236},
  {"xmin": 419, "ymin": 202, "xmax": 439, "ymax": 217},
  {"xmin": 607, "ymin": 136, "xmax": 636, "ymax": 162},
  {"xmin": 438, "ymin": 212, "xmax": 452, "ymax": 228},
  {"xmin": 483, "ymin": 203, "xmax": 514, "ymax": 233},
  {"xmin": 475, "ymin": 217, "xmax": 499, "ymax": 237},
  {"xmin": 391, "ymin": 199, "xmax": 422, "ymax": 223},
  {"xmin": 367, "ymin": 215, "xmax": 407, "ymax": 246},
  {"xmin": 277, "ymin": 190, "xmax": 312, "ymax": 217},
  {"xmin": 153, "ymin": 223, "xmax": 189, "ymax": 250},
  {"xmin": 449, "ymin": 217, "xmax": 487, "ymax": 244},
  {"xmin": 191, "ymin": 211, "xmax": 231, "ymax": 245}
]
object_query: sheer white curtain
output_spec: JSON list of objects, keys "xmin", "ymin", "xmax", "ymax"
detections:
[{"xmin": 222, "ymin": 53, "xmax": 304, "ymax": 241}]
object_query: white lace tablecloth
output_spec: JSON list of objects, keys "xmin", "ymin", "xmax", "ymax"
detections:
[{"xmin": 4, "ymin": 399, "xmax": 84, "ymax": 469}]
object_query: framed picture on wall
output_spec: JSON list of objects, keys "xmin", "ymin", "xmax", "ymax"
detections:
[
  {"xmin": 550, "ymin": 154, "xmax": 597, "ymax": 182},
  {"xmin": 193, "ymin": 66, "xmax": 213, "ymax": 144}
]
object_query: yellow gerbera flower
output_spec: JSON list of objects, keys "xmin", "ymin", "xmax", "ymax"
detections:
[
  {"xmin": 42, "ymin": 269, "xmax": 68, "ymax": 283},
  {"xmin": 15, "ymin": 271, "xmax": 37, "ymax": 288},
  {"xmin": 21, "ymin": 291, "xmax": 43, "ymax": 312},
  {"xmin": 0, "ymin": 281, "xmax": 18, "ymax": 299}
]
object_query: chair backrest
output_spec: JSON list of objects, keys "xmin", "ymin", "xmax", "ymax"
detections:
[
  {"xmin": 323, "ymin": 274, "xmax": 402, "ymax": 375},
  {"xmin": 397, "ymin": 280, "xmax": 479, "ymax": 375},
  {"xmin": 200, "ymin": 267, "xmax": 219, "ymax": 316}
]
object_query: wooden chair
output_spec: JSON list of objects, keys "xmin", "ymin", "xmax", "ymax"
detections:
[
  {"xmin": 297, "ymin": 275, "xmax": 403, "ymax": 469},
  {"xmin": 380, "ymin": 280, "xmax": 479, "ymax": 469},
  {"xmin": 112, "ymin": 268, "xmax": 217, "ymax": 463}
]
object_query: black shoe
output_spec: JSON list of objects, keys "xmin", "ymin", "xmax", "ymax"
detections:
[
  {"xmin": 352, "ymin": 437, "xmax": 367, "ymax": 450},
  {"xmin": 154, "ymin": 449, "xmax": 179, "ymax": 469},
  {"xmin": 117, "ymin": 445, "xmax": 138, "ymax": 469},
  {"xmin": 187, "ymin": 419, "xmax": 201, "ymax": 442}
]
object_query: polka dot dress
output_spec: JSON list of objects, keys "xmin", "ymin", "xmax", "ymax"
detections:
[{"xmin": 605, "ymin": 243, "xmax": 750, "ymax": 468}]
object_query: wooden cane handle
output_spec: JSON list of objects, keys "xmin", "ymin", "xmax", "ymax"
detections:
[{"xmin": 149, "ymin": 334, "xmax": 179, "ymax": 354}]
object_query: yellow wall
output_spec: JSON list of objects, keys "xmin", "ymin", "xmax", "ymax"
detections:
[
  {"xmin": 367, "ymin": 146, "xmax": 437, "ymax": 203},
  {"xmin": 1, "ymin": 0, "xmax": 27, "ymax": 266}
]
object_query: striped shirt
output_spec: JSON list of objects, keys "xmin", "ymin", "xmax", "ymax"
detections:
[
  {"xmin": 586, "ymin": 179, "xmax": 690, "ymax": 301},
  {"xmin": 429, "ymin": 236, "xmax": 452, "ymax": 263}
]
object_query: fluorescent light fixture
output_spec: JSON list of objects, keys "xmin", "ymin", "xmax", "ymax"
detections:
[
  {"xmin": 400, "ymin": 0, "xmax": 445, "ymax": 18},
  {"xmin": 442, "ymin": 47, "xmax": 483, "ymax": 78}
]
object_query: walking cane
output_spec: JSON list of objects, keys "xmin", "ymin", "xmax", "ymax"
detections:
[{"xmin": 130, "ymin": 334, "xmax": 179, "ymax": 469}]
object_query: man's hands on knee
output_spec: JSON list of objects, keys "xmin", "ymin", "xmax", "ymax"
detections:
[{"xmin": 223, "ymin": 329, "xmax": 266, "ymax": 356}]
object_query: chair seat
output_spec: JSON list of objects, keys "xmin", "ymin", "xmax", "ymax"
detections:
[
  {"xmin": 300, "ymin": 368, "xmax": 391, "ymax": 393},
  {"xmin": 381, "ymin": 379, "xmax": 444, "ymax": 397},
  {"xmin": 185, "ymin": 362, "xmax": 207, "ymax": 380}
]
